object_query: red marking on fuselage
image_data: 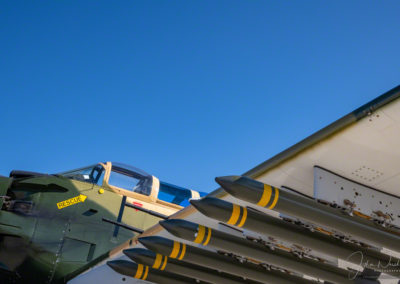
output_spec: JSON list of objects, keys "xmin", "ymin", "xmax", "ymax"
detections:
[{"xmin": 132, "ymin": 201, "xmax": 143, "ymax": 211}]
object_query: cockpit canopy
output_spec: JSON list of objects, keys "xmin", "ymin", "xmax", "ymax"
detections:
[
  {"xmin": 58, "ymin": 162, "xmax": 202, "ymax": 207},
  {"xmin": 108, "ymin": 162, "xmax": 153, "ymax": 196},
  {"xmin": 59, "ymin": 162, "xmax": 153, "ymax": 195}
]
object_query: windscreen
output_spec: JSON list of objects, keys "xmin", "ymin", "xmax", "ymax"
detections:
[{"xmin": 58, "ymin": 164, "xmax": 105, "ymax": 186}]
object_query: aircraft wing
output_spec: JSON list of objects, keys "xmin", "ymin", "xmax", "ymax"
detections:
[{"xmin": 69, "ymin": 85, "xmax": 400, "ymax": 284}]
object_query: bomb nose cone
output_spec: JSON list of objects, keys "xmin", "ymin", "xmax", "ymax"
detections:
[
  {"xmin": 107, "ymin": 260, "xmax": 120, "ymax": 271},
  {"xmin": 138, "ymin": 236, "xmax": 154, "ymax": 248},
  {"xmin": 189, "ymin": 197, "xmax": 212, "ymax": 215},
  {"xmin": 160, "ymin": 219, "xmax": 199, "ymax": 240},
  {"xmin": 216, "ymin": 175, "xmax": 264, "ymax": 200},
  {"xmin": 215, "ymin": 176, "xmax": 240, "ymax": 188},
  {"xmin": 123, "ymin": 248, "xmax": 155, "ymax": 265},
  {"xmin": 159, "ymin": 219, "xmax": 187, "ymax": 237},
  {"xmin": 139, "ymin": 236, "xmax": 173, "ymax": 254},
  {"xmin": 159, "ymin": 219, "xmax": 181, "ymax": 232},
  {"xmin": 160, "ymin": 219, "xmax": 197, "ymax": 230},
  {"xmin": 190, "ymin": 197, "xmax": 234, "ymax": 221},
  {"xmin": 189, "ymin": 198, "xmax": 210, "ymax": 216},
  {"xmin": 124, "ymin": 248, "xmax": 154, "ymax": 259},
  {"xmin": 190, "ymin": 196, "xmax": 227, "ymax": 209},
  {"xmin": 107, "ymin": 260, "xmax": 136, "ymax": 275},
  {"xmin": 188, "ymin": 198, "xmax": 201, "ymax": 207},
  {"xmin": 215, "ymin": 175, "xmax": 247, "ymax": 197}
]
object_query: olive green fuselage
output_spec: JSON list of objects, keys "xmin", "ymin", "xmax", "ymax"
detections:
[{"xmin": 0, "ymin": 175, "xmax": 161, "ymax": 283}]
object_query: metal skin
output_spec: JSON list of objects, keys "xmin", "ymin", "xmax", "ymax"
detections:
[
  {"xmin": 123, "ymin": 248, "xmax": 259, "ymax": 284},
  {"xmin": 216, "ymin": 175, "xmax": 400, "ymax": 253},
  {"xmin": 125, "ymin": 203, "xmax": 168, "ymax": 219},
  {"xmin": 139, "ymin": 236, "xmax": 326, "ymax": 284},
  {"xmin": 158, "ymin": 220, "xmax": 353, "ymax": 284},
  {"xmin": 188, "ymin": 197, "xmax": 400, "ymax": 277},
  {"xmin": 235, "ymin": 86, "xmax": 400, "ymax": 183},
  {"xmin": 0, "ymin": 175, "xmax": 155, "ymax": 283},
  {"xmin": 158, "ymin": 220, "xmax": 321, "ymax": 284},
  {"xmin": 107, "ymin": 259, "xmax": 206, "ymax": 284},
  {"xmin": 0, "ymin": 162, "xmax": 194, "ymax": 283}
]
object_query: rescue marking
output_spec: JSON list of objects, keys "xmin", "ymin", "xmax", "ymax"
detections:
[{"xmin": 57, "ymin": 194, "xmax": 87, "ymax": 209}]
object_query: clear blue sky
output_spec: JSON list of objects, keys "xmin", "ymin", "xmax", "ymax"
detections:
[{"xmin": 1, "ymin": 1, "xmax": 399, "ymax": 192}]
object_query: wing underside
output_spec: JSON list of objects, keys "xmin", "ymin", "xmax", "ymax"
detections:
[{"xmin": 69, "ymin": 86, "xmax": 400, "ymax": 284}]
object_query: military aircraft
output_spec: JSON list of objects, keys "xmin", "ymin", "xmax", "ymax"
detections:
[
  {"xmin": 67, "ymin": 85, "xmax": 400, "ymax": 284},
  {"xmin": 4, "ymin": 86, "xmax": 400, "ymax": 284},
  {"xmin": 0, "ymin": 161, "xmax": 204, "ymax": 283}
]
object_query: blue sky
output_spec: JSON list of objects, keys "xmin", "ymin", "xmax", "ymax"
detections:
[{"xmin": 1, "ymin": 1, "xmax": 399, "ymax": 192}]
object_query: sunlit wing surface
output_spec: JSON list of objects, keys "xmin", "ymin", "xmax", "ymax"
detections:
[{"xmin": 69, "ymin": 85, "xmax": 400, "ymax": 284}]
